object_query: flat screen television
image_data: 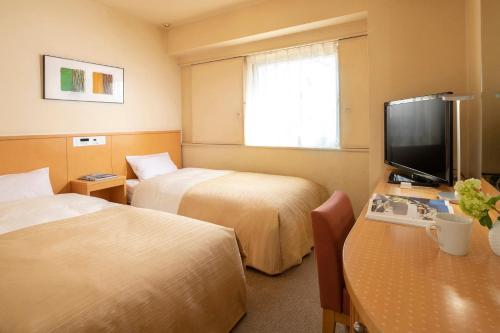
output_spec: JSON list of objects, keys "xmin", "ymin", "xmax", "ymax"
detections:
[{"xmin": 384, "ymin": 93, "xmax": 454, "ymax": 186}]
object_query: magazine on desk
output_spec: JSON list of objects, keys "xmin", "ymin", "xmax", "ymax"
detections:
[
  {"xmin": 78, "ymin": 173, "xmax": 118, "ymax": 181},
  {"xmin": 366, "ymin": 193, "xmax": 454, "ymax": 227}
]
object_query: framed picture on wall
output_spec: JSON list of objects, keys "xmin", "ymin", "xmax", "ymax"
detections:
[{"xmin": 43, "ymin": 55, "xmax": 124, "ymax": 103}]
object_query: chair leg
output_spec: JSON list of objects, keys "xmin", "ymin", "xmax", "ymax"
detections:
[
  {"xmin": 323, "ymin": 308, "xmax": 350, "ymax": 333},
  {"xmin": 335, "ymin": 311, "xmax": 350, "ymax": 326},
  {"xmin": 323, "ymin": 309, "xmax": 335, "ymax": 333}
]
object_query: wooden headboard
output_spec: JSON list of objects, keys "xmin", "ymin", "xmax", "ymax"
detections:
[
  {"xmin": 0, "ymin": 131, "xmax": 182, "ymax": 193},
  {"xmin": 0, "ymin": 136, "xmax": 68, "ymax": 193},
  {"xmin": 112, "ymin": 132, "xmax": 182, "ymax": 179}
]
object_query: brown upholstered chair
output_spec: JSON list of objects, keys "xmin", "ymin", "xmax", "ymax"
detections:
[{"xmin": 311, "ymin": 191, "xmax": 356, "ymax": 333}]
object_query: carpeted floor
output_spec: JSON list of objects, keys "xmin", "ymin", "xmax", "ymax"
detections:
[{"xmin": 232, "ymin": 252, "xmax": 322, "ymax": 333}]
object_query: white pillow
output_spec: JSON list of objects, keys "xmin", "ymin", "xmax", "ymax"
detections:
[
  {"xmin": 0, "ymin": 167, "xmax": 54, "ymax": 203},
  {"xmin": 126, "ymin": 152, "xmax": 178, "ymax": 181}
]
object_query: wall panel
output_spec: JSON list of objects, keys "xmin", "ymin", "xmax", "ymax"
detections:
[
  {"xmin": 0, "ymin": 137, "xmax": 68, "ymax": 193},
  {"xmin": 191, "ymin": 57, "xmax": 245, "ymax": 144},
  {"xmin": 0, "ymin": 131, "xmax": 181, "ymax": 192},
  {"xmin": 111, "ymin": 132, "xmax": 182, "ymax": 178},
  {"xmin": 339, "ymin": 36, "xmax": 369, "ymax": 148},
  {"xmin": 67, "ymin": 136, "xmax": 113, "ymax": 181}
]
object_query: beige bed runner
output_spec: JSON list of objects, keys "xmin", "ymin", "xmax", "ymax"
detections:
[{"xmin": 0, "ymin": 205, "xmax": 246, "ymax": 332}]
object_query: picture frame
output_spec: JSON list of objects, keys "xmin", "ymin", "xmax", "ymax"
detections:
[{"xmin": 43, "ymin": 55, "xmax": 124, "ymax": 103}]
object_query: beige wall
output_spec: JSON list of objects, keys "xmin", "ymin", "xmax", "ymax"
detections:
[
  {"xmin": 0, "ymin": 0, "xmax": 181, "ymax": 136},
  {"xmin": 183, "ymin": 144, "xmax": 369, "ymax": 214},
  {"xmin": 463, "ymin": 0, "xmax": 482, "ymax": 178},
  {"xmin": 367, "ymin": 0, "xmax": 467, "ymax": 188},
  {"xmin": 181, "ymin": 66, "xmax": 194, "ymax": 142},
  {"xmin": 177, "ymin": 19, "xmax": 368, "ymax": 66},
  {"xmin": 167, "ymin": 0, "xmax": 367, "ymax": 55}
]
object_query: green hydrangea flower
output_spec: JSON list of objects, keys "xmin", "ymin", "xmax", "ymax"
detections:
[{"xmin": 454, "ymin": 178, "xmax": 500, "ymax": 229}]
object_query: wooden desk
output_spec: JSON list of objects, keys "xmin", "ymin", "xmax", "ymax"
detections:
[
  {"xmin": 343, "ymin": 176, "xmax": 500, "ymax": 333},
  {"xmin": 70, "ymin": 176, "xmax": 127, "ymax": 204}
]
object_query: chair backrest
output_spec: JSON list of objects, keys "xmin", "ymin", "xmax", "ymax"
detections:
[{"xmin": 311, "ymin": 191, "xmax": 355, "ymax": 313}]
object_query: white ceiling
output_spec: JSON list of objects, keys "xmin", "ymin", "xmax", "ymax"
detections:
[{"xmin": 97, "ymin": 0, "xmax": 264, "ymax": 26}]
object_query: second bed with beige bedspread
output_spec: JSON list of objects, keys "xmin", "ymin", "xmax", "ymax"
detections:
[{"xmin": 132, "ymin": 168, "xmax": 328, "ymax": 275}]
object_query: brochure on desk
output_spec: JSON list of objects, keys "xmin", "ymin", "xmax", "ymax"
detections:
[{"xmin": 366, "ymin": 194, "xmax": 453, "ymax": 227}]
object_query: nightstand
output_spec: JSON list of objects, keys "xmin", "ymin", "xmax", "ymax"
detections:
[{"xmin": 70, "ymin": 176, "xmax": 127, "ymax": 204}]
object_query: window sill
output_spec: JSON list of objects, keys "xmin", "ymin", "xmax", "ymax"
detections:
[{"xmin": 182, "ymin": 142, "xmax": 369, "ymax": 153}]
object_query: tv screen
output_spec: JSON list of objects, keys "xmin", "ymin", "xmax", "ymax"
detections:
[{"xmin": 384, "ymin": 93, "xmax": 453, "ymax": 185}]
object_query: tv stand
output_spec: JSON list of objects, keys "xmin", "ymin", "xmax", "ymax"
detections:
[{"xmin": 388, "ymin": 170, "xmax": 439, "ymax": 188}]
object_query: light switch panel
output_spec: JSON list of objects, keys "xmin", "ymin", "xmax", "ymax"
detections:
[{"xmin": 72, "ymin": 136, "xmax": 106, "ymax": 147}]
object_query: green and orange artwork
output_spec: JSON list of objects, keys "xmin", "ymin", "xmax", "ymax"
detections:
[
  {"xmin": 93, "ymin": 72, "xmax": 113, "ymax": 95},
  {"xmin": 60, "ymin": 68, "xmax": 85, "ymax": 92}
]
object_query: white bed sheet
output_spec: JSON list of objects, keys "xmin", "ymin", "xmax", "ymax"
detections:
[
  {"xmin": 126, "ymin": 179, "xmax": 140, "ymax": 203},
  {"xmin": 131, "ymin": 168, "xmax": 232, "ymax": 213},
  {"xmin": 0, "ymin": 194, "xmax": 116, "ymax": 235}
]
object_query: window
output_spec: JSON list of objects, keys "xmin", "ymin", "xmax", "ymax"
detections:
[{"xmin": 245, "ymin": 41, "xmax": 339, "ymax": 149}]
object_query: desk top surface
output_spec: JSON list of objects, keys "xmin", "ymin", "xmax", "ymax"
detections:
[{"xmin": 343, "ymin": 174, "xmax": 500, "ymax": 333}]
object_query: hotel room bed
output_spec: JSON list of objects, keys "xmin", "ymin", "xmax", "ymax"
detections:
[
  {"xmin": 130, "ymin": 168, "xmax": 328, "ymax": 275},
  {"xmin": 0, "ymin": 194, "xmax": 246, "ymax": 332}
]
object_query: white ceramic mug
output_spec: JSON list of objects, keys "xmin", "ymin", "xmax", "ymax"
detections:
[{"xmin": 426, "ymin": 213, "xmax": 473, "ymax": 256}]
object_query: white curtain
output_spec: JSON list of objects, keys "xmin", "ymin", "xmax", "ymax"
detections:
[{"xmin": 245, "ymin": 41, "xmax": 339, "ymax": 148}]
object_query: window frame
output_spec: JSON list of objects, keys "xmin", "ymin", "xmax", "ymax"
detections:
[{"xmin": 243, "ymin": 41, "xmax": 341, "ymax": 150}]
